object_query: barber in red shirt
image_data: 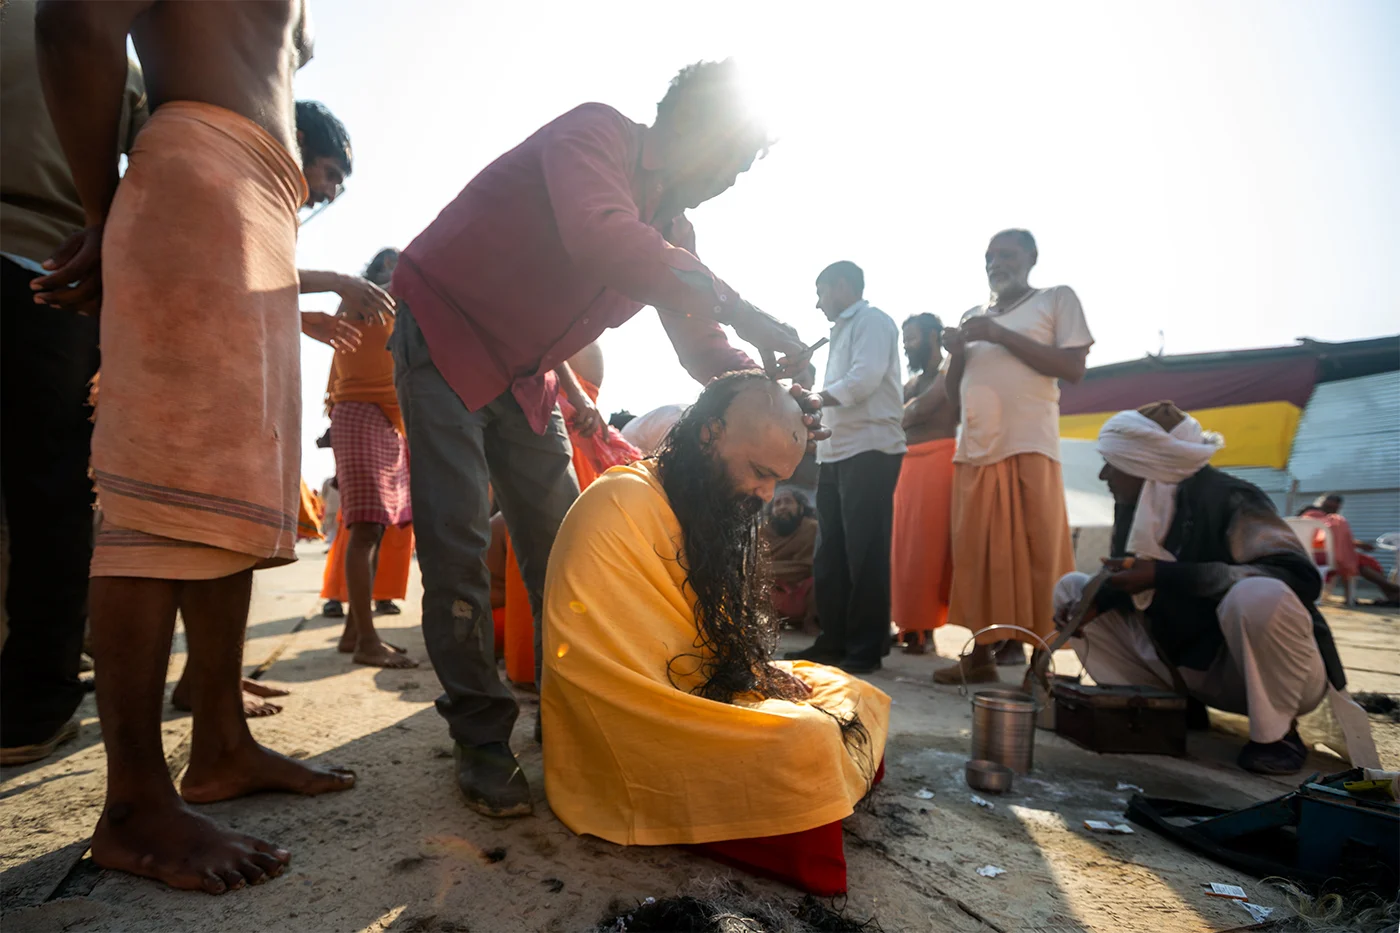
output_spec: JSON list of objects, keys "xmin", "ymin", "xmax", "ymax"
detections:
[{"xmin": 388, "ymin": 59, "xmax": 816, "ymax": 818}]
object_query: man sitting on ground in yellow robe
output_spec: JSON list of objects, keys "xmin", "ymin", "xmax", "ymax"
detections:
[{"xmin": 542, "ymin": 372, "xmax": 890, "ymax": 886}]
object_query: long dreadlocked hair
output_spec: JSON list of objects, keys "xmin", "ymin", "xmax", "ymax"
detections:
[
  {"xmin": 654, "ymin": 372, "xmax": 799, "ymax": 705},
  {"xmin": 654, "ymin": 372, "xmax": 876, "ymax": 783}
]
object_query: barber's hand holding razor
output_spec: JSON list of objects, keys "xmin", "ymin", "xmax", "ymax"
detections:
[{"xmin": 729, "ymin": 300, "xmax": 804, "ymax": 356}]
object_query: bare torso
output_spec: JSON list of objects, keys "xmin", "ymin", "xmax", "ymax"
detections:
[
  {"xmin": 567, "ymin": 342, "xmax": 605, "ymax": 390},
  {"xmin": 904, "ymin": 370, "xmax": 958, "ymax": 446},
  {"xmin": 131, "ymin": 0, "xmax": 309, "ymax": 153}
]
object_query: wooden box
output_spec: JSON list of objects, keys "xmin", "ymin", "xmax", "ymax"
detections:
[{"xmin": 1053, "ymin": 683, "xmax": 1188, "ymax": 756}]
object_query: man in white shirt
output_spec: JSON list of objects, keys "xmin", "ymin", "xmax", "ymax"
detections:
[
  {"xmin": 933, "ymin": 230, "xmax": 1094, "ymax": 684},
  {"xmin": 785, "ymin": 262, "xmax": 905, "ymax": 674}
]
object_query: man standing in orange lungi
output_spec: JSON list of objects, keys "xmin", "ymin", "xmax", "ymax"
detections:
[
  {"xmin": 934, "ymin": 230, "xmax": 1093, "ymax": 684},
  {"xmin": 890, "ymin": 313, "xmax": 958, "ymax": 655}
]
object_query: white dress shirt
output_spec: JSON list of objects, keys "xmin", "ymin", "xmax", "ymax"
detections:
[{"xmin": 817, "ymin": 300, "xmax": 907, "ymax": 463}]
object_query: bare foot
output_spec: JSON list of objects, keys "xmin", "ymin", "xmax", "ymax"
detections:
[
  {"xmin": 92, "ymin": 797, "xmax": 291, "ymax": 894},
  {"xmin": 353, "ymin": 640, "xmax": 419, "ymax": 669},
  {"xmin": 180, "ymin": 742, "xmax": 356, "ymax": 804},
  {"xmin": 240, "ymin": 678, "xmax": 289, "ymax": 699},
  {"xmin": 173, "ymin": 678, "xmax": 290, "ymax": 718},
  {"xmin": 337, "ymin": 625, "xmax": 405, "ymax": 654}
]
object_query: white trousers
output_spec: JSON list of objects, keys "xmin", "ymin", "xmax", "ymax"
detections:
[{"xmin": 1054, "ymin": 573, "xmax": 1328, "ymax": 743}]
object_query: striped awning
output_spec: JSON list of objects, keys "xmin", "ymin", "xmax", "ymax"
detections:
[{"xmin": 1059, "ymin": 357, "xmax": 1319, "ymax": 469}]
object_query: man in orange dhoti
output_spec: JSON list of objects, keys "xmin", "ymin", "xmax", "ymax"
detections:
[
  {"xmin": 934, "ymin": 230, "xmax": 1093, "ymax": 684},
  {"xmin": 543, "ymin": 374, "xmax": 888, "ymax": 895},
  {"xmin": 891, "ymin": 313, "xmax": 958, "ymax": 654},
  {"xmin": 37, "ymin": 3, "xmax": 355, "ymax": 894}
]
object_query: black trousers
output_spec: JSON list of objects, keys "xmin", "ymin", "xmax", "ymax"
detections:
[
  {"xmin": 811, "ymin": 450, "xmax": 903, "ymax": 666},
  {"xmin": 0, "ymin": 257, "xmax": 100, "ymax": 746}
]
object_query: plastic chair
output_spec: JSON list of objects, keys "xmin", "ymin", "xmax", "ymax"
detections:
[
  {"xmin": 1284, "ymin": 516, "xmax": 1356, "ymax": 606},
  {"xmin": 1377, "ymin": 532, "xmax": 1399, "ymax": 586}
]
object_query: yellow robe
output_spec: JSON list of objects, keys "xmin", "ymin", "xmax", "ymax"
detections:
[{"xmin": 542, "ymin": 461, "xmax": 890, "ymax": 846}]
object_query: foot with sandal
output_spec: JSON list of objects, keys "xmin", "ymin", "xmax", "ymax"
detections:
[{"xmin": 932, "ymin": 640, "xmax": 1030, "ymax": 684}]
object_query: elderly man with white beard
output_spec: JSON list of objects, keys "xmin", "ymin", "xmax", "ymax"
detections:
[{"xmin": 1055, "ymin": 402, "xmax": 1377, "ymax": 775}]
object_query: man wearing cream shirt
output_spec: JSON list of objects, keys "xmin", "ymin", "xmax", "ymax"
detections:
[
  {"xmin": 934, "ymin": 230, "xmax": 1093, "ymax": 684},
  {"xmin": 786, "ymin": 261, "xmax": 905, "ymax": 674}
]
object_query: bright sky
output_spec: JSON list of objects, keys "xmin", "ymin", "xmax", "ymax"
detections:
[{"xmin": 292, "ymin": 0, "xmax": 1400, "ymax": 487}]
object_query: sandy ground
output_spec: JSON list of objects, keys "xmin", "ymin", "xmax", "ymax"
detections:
[{"xmin": 1, "ymin": 544, "xmax": 1396, "ymax": 932}]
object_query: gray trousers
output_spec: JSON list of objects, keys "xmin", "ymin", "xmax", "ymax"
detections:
[{"xmin": 389, "ymin": 302, "xmax": 579, "ymax": 746}]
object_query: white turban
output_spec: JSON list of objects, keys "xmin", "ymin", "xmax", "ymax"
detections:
[{"xmin": 1097, "ymin": 410, "xmax": 1223, "ymax": 607}]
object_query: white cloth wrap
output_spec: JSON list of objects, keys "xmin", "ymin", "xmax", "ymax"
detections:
[{"xmin": 1096, "ymin": 411, "xmax": 1223, "ymax": 608}]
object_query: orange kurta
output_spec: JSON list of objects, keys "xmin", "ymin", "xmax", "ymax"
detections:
[
  {"xmin": 325, "ymin": 317, "xmax": 403, "ymax": 434},
  {"xmin": 319, "ymin": 512, "xmax": 415, "ymax": 602},
  {"xmin": 890, "ymin": 438, "xmax": 955, "ymax": 634}
]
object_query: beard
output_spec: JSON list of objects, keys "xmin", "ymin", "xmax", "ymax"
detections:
[
  {"xmin": 769, "ymin": 512, "xmax": 803, "ymax": 537},
  {"xmin": 658, "ymin": 441, "xmax": 802, "ymax": 704},
  {"xmin": 905, "ymin": 345, "xmax": 930, "ymax": 374}
]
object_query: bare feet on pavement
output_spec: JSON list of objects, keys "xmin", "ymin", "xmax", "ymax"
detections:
[
  {"xmin": 180, "ymin": 741, "xmax": 356, "ymax": 804},
  {"xmin": 337, "ymin": 624, "xmax": 405, "ymax": 655},
  {"xmin": 92, "ymin": 796, "xmax": 291, "ymax": 894},
  {"xmin": 352, "ymin": 637, "xmax": 419, "ymax": 669},
  {"xmin": 172, "ymin": 677, "xmax": 289, "ymax": 718}
]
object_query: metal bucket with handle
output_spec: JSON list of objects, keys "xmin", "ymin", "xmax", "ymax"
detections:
[{"xmin": 957, "ymin": 625, "xmax": 1054, "ymax": 774}]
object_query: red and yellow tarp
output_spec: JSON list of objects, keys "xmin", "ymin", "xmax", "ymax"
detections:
[{"xmin": 1058, "ymin": 356, "xmax": 1317, "ymax": 469}]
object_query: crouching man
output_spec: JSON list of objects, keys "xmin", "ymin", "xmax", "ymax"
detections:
[
  {"xmin": 541, "ymin": 372, "xmax": 889, "ymax": 895},
  {"xmin": 1056, "ymin": 402, "xmax": 1375, "ymax": 775}
]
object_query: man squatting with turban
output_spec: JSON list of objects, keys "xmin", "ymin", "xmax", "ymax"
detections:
[{"xmin": 1055, "ymin": 402, "xmax": 1377, "ymax": 775}]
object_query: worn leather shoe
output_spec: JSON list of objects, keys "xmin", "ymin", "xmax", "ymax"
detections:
[
  {"xmin": 454, "ymin": 741, "xmax": 533, "ymax": 817},
  {"xmin": 1237, "ymin": 728, "xmax": 1307, "ymax": 775}
]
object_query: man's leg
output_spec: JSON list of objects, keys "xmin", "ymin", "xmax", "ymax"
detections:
[
  {"xmin": 1214, "ymin": 577, "xmax": 1327, "ymax": 745},
  {"xmin": 88, "ymin": 576, "xmax": 291, "ymax": 894},
  {"xmin": 482, "ymin": 399, "xmax": 578, "ymax": 689},
  {"xmin": 341, "ymin": 521, "xmax": 415, "ymax": 668},
  {"xmin": 391, "ymin": 303, "xmax": 529, "ymax": 816},
  {"xmin": 793, "ymin": 462, "xmax": 847, "ymax": 663},
  {"xmin": 833, "ymin": 451, "xmax": 903, "ymax": 670},
  {"xmin": 177, "ymin": 570, "xmax": 355, "ymax": 804},
  {"xmin": 0, "ymin": 258, "xmax": 98, "ymax": 752}
]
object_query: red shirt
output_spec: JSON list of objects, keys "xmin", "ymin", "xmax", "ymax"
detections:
[{"xmin": 392, "ymin": 103, "xmax": 755, "ymax": 433}]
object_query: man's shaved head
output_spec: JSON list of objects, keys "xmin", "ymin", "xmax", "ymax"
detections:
[
  {"xmin": 706, "ymin": 378, "xmax": 807, "ymax": 503},
  {"xmin": 654, "ymin": 372, "xmax": 811, "ymax": 706}
]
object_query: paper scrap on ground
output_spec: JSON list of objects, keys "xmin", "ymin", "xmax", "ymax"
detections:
[
  {"xmin": 1083, "ymin": 820, "xmax": 1134, "ymax": 834},
  {"xmin": 970, "ymin": 795, "xmax": 995, "ymax": 809},
  {"xmin": 1203, "ymin": 882, "xmax": 1248, "ymax": 900},
  {"xmin": 976, "ymin": 865, "xmax": 1005, "ymax": 878},
  {"xmin": 1116, "ymin": 782, "xmax": 1145, "ymax": 792},
  {"xmin": 1238, "ymin": 901, "xmax": 1273, "ymax": 922},
  {"xmin": 914, "ymin": 788, "xmax": 935, "ymax": 800}
]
